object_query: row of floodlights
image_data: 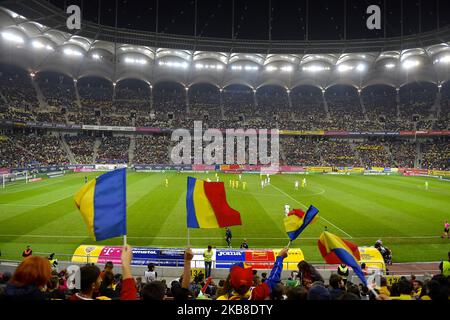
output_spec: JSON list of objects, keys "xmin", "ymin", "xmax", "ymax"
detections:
[{"xmin": 2, "ymin": 31, "xmax": 450, "ymax": 71}]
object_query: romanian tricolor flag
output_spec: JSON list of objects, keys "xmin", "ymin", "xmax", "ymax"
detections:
[
  {"xmin": 284, "ymin": 205, "xmax": 319, "ymax": 241},
  {"xmin": 74, "ymin": 169, "xmax": 127, "ymax": 241},
  {"xmin": 318, "ymin": 231, "xmax": 367, "ymax": 286},
  {"xmin": 186, "ymin": 177, "xmax": 241, "ymax": 228}
]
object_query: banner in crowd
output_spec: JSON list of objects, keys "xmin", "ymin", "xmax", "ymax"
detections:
[
  {"xmin": 324, "ymin": 131, "xmax": 349, "ymax": 136},
  {"xmin": 279, "ymin": 166, "xmax": 306, "ymax": 172},
  {"xmin": 82, "ymin": 125, "xmax": 136, "ymax": 132},
  {"xmin": 192, "ymin": 165, "xmax": 216, "ymax": 171},
  {"xmin": 136, "ymin": 127, "xmax": 163, "ymax": 133},
  {"xmin": 71, "ymin": 246, "xmax": 305, "ymax": 270},
  {"xmin": 399, "ymin": 130, "xmax": 450, "ymax": 136},
  {"xmin": 430, "ymin": 170, "xmax": 450, "ymax": 177},
  {"xmin": 358, "ymin": 247, "xmax": 386, "ymax": 271},
  {"xmin": 23, "ymin": 121, "xmax": 82, "ymax": 130},
  {"xmin": 399, "ymin": 168, "xmax": 429, "ymax": 176},
  {"xmin": 134, "ymin": 164, "xmax": 193, "ymax": 172},
  {"xmin": 10, "ymin": 165, "xmax": 95, "ymax": 174},
  {"xmin": 0, "ymin": 168, "xmax": 10, "ymax": 174},
  {"xmin": 279, "ymin": 130, "xmax": 325, "ymax": 136},
  {"xmin": 335, "ymin": 167, "xmax": 365, "ymax": 173},
  {"xmin": 307, "ymin": 167, "xmax": 333, "ymax": 173},
  {"xmin": 95, "ymin": 164, "xmax": 128, "ymax": 172}
]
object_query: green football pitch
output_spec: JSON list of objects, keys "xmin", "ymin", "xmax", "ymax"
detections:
[{"xmin": 0, "ymin": 172, "xmax": 449, "ymax": 263}]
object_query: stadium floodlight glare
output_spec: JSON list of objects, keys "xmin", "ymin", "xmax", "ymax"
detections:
[
  {"xmin": 303, "ymin": 65, "xmax": 330, "ymax": 73},
  {"xmin": 124, "ymin": 57, "xmax": 147, "ymax": 65},
  {"xmin": 31, "ymin": 41, "xmax": 53, "ymax": 51},
  {"xmin": 231, "ymin": 65, "xmax": 242, "ymax": 71},
  {"xmin": 195, "ymin": 63, "xmax": 224, "ymax": 70},
  {"xmin": 385, "ymin": 63, "xmax": 396, "ymax": 69},
  {"xmin": 337, "ymin": 64, "xmax": 353, "ymax": 72},
  {"xmin": 1, "ymin": 32, "xmax": 24, "ymax": 44},
  {"xmin": 92, "ymin": 53, "xmax": 101, "ymax": 60},
  {"xmin": 266, "ymin": 66, "xmax": 278, "ymax": 72},
  {"xmin": 63, "ymin": 48, "xmax": 83, "ymax": 57},
  {"xmin": 281, "ymin": 65, "xmax": 294, "ymax": 73},
  {"xmin": 159, "ymin": 60, "xmax": 188, "ymax": 69},
  {"xmin": 356, "ymin": 64, "xmax": 366, "ymax": 72},
  {"xmin": 244, "ymin": 65, "xmax": 258, "ymax": 71},
  {"xmin": 402, "ymin": 59, "xmax": 420, "ymax": 70},
  {"xmin": 436, "ymin": 55, "xmax": 450, "ymax": 64}
]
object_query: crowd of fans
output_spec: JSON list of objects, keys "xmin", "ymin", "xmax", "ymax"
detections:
[
  {"xmin": 0, "ymin": 66, "xmax": 449, "ymax": 133},
  {"xmin": 64, "ymin": 135, "xmax": 96, "ymax": 164},
  {"xmin": 319, "ymin": 140, "xmax": 360, "ymax": 167},
  {"xmin": 282, "ymin": 137, "xmax": 320, "ymax": 166},
  {"xmin": 420, "ymin": 140, "xmax": 450, "ymax": 171},
  {"xmin": 387, "ymin": 141, "xmax": 417, "ymax": 168},
  {"xmin": 0, "ymin": 133, "xmax": 69, "ymax": 167},
  {"xmin": 1, "ymin": 131, "xmax": 448, "ymax": 169},
  {"xmin": 96, "ymin": 136, "xmax": 130, "ymax": 164},
  {"xmin": 0, "ymin": 247, "xmax": 448, "ymax": 301},
  {"xmin": 356, "ymin": 141, "xmax": 392, "ymax": 168},
  {"xmin": 134, "ymin": 136, "xmax": 171, "ymax": 164}
]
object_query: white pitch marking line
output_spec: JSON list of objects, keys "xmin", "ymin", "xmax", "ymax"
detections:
[{"xmin": 269, "ymin": 183, "xmax": 354, "ymax": 239}]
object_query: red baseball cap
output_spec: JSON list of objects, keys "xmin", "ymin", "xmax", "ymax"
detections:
[{"xmin": 230, "ymin": 264, "xmax": 254, "ymax": 289}]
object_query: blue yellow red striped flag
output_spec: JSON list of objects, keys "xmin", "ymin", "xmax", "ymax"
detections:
[
  {"xmin": 318, "ymin": 231, "xmax": 367, "ymax": 286},
  {"xmin": 186, "ymin": 176, "xmax": 241, "ymax": 228},
  {"xmin": 74, "ymin": 169, "xmax": 127, "ymax": 241},
  {"xmin": 284, "ymin": 205, "xmax": 319, "ymax": 241}
]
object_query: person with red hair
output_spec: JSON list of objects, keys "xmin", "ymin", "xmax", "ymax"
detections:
[{"xmin": 4, "ymin": 256, "xmax": 52, "ymax": 300}]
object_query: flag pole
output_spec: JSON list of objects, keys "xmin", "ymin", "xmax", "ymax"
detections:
[
  {"xmin": 286, "ymin": 240, "xmax": 292, "ymax": 248},
  {"xmin": 187, "ymin": 228, "xmax": 191, "ymax": 247}
]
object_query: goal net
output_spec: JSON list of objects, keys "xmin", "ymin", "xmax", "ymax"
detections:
[{"xmin": 1, "ymin": 171, "xmax": 29, "ymax": 188}]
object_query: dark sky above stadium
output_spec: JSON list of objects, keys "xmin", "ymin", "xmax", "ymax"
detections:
[{"xmin": 48, "ymin": 0, "xmax": 450, "ymax": 40}]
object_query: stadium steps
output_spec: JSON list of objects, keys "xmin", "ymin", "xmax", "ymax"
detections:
[
  {"xmin": 349, "ymin": 142, "xmax": 364, "ymax": 167},
  {"xmin": 416, "ymin": 142, "xmax": 423, "ymax": 168},
  {"xmin": 128, "ymin": 135, "xmax": 136, "ymax": 164},
  {"xmin": 359, "ymin": 93, "xmax": 369, "ymax": 121},
  {"xmin": 0, "ymin": 91, "xmax": 7, "ymax": 104},
  {"xmin": 60, "ymin": 136, "xmax": 76, "ymax": 164},
  {"xmin": 31, "ymin": 79, "xmax": 47, "ymax": 109},
  {"xmin": 395, "ymin": 90, "xmax": 401, "ymax": 119},
  {"xmin": 382, "ymin": 143, "xmax": 396, "ymax": 167},
  {"xmin": 433, "ymin": 91, "xmax": 442, "ymax": 119},
  {"xmin": 92, "ymin": 138, "xmax": 101, "ymax": 163},
  {"xmin": 74, "ymin": 83, "xmax": 82, "ymax": 109},
  {"xmin": 321, "ymin": 93, "xmax": 331, "ymax": 120}
]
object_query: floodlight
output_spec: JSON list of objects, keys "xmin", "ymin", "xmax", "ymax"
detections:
[
  {"xmin": 385, "ymin": 63, "xmax": 396, "ymax": 69},
  {"xmin": 402, "ymin": 59, "xmax": 420, "ymax": 70},
  {"xmin": 1, "ymin": 32, "xmax": 24, "ymax": 44},
  {"xmin": 63, "ymin": 48, "xmax": 83, "ymax": 57}
]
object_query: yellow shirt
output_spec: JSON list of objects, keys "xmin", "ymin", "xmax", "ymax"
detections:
[
  {"xmin": 378, "ymin": 286, "xmax": 390, "ymax": 297},
  {"xmin": 204, "ymin": 250, "xmax": 213, "ymax": 262},
  {"xmin": 390, "ymin": 294, "xmax": 412, "ymax": 300},
  {"xmin": 217, "ymin": 290, "xmax": 251, "ymax": 300}
]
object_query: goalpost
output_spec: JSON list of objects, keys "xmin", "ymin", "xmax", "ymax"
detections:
[{"xmin": 1, "ymin": 171, "xmax": 29, "ymax": 189}]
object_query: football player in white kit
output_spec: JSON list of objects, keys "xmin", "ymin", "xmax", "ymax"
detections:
[
  {"xmin": 295, "ymin": 180, "xmax": 299, "ymax": 190},
  {"xmin": 284, "ymin": 204, "xmax": 290, "ymax": 216}
]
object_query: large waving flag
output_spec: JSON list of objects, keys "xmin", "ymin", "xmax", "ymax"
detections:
[
  {"xmin": 318, "ymin": 231, "xmax": 367, "ymax": 286},
  {"xmin": 74, "ymin": 169, "xmax": 127, "ymax": 241},
  {"xmin": 186, "ymin": 176, "xmax": 241, "ymax": 228},
  {"xmin": 284, "ymin": 205, "xmax": 319, "ymax": 241}
]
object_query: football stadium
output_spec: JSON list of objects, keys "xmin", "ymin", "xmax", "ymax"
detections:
[{"xmin": 0, "ymin": 0, "xmax": 449, "ymax": 304}]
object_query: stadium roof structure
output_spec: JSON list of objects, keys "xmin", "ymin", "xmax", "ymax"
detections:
[{"xmin": 0, "ymin": 1, "xmax": 450, "ymax": 90}]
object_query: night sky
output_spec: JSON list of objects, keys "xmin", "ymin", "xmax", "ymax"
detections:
[{"xmin": 48, "ymin": 0, "xmax": 450, "ymax": 40}]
